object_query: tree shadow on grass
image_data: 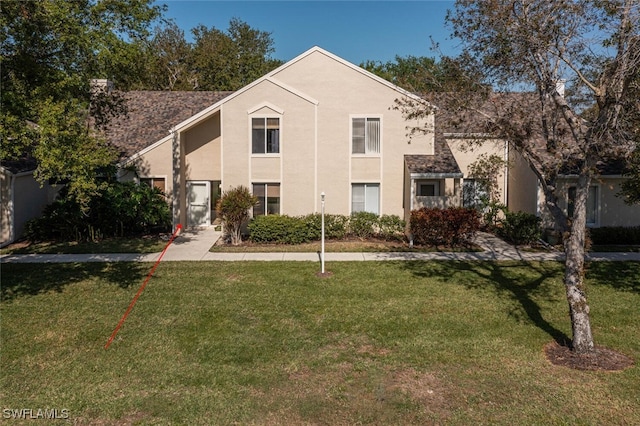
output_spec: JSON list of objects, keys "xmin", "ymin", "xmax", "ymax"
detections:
[
  {"xmin": 1, "ymin": 262, "xmax": 149, "ymax": 302},
  {"xmin": 584, "ymin": 261, "xmax": 640, "ymax": 295},
  {"xmin": 402, "ymin": 260, "xmax": 571, "ymax": 346}
]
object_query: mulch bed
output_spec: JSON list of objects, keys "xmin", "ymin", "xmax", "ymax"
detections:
[{"xmin": 544, "ymin": 341, "xmax": 634, "ymax": 371}]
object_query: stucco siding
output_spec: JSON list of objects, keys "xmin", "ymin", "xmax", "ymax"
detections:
[
  {"xmin": 448, "ymin": 138, "xmax": 508, "ymax": 205},
  {"xmin": 1, "ymin": 170, "xmax": 57, "ymax": 246},
  {"xmin": 184, "ymin": 114, "xmax": 221, "ymax": 181},
  {"xmin": 598, "ymin": 178, "xmax": 640, "ymax": 227},
  {"xmin": 507, "ymin": 149, "xmax": 538, "ymax": 214}
]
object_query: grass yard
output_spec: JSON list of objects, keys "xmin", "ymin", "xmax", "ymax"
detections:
[
  {"xmin": 1, "ymin": 261, "xmax": 638, "ymax": 425},
  {"xmin": 0, "ymin": 236, "xmax": 168, "ymax": 255}
]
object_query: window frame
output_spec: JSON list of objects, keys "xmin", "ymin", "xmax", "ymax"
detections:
[
  {"xmin": 140, "ymin": 177, "xmax": 167, "ymax": 195},
  {"xmin": 351, "ymin": 183, "xmax": 380, "ymax": 215},
  {"xmin": 252, "ymin": 183, "xmax": 281, "ymax": 217},
  {"xmin": 417, "ymin": 180, "xmax": 441, "ymax": 197},
  {"xmin": 351, "ymin": 115, "xmax": 382, "ymax": 155},
  {"xmin": 251, "ymin": 116, "xmax": 281, "ymax": 155}
]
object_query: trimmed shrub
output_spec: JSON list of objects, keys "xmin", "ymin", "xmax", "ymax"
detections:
[
  {"xmin": 216, "ymin": 185, "xmax": 258, "ymax": 245},
  {"xmin": 497, "ymin": 211, "xmax": 541, "ymax": 245},
  {"xmin": 248, "ymin": 213, "xmax": 350, "ymax": 244},
  {"xmin": 410, "ymin": 207, "xmax": 480, "ymax": 247},
  {"xmin": 589, "ymin": 226, "xmax": 640, "ymax": 245},
  {"xmin": 249, "ymin": 215, "xmax": 317, "ymax": 244},
  {"xmin": 349, "ymin": 211, "xmax": 379, "ymax": 239},
  {"xmin": 378, "ymin": 214, "xmax": 406, "ymax": 241},
  {"xmin": 25, "ymin": 182, "xmax": 171, "ymax": 242}
]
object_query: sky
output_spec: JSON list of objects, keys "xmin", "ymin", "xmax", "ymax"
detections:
[{"xmin": 156, "ymin": 1, "xmax": 460, "ymax": 65}]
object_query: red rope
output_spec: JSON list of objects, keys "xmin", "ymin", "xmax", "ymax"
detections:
[{"xmin": 104, "ymin": 224, "xmax": 182, "ymax": 349}]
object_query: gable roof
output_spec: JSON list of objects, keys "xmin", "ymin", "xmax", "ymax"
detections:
[
  {"xmin": 170, "ymin": 46, "xmax": 431, "ymax": 134},
  {"xmin": 104, "ymin": 91, "xmax": 232, "ymax": 159},
  {"xmin": 405, "ymin": 134, "xmax": 463, "ymax": 178}
]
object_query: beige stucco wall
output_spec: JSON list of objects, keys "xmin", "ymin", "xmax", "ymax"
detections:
[
  {"xmin": 447, "ymin": 138, "xmax": 508, "ymax": 205},
  {"xmin": 211, "ymin": 49, "xmax": 435, "ymax": 219},
  {"xmin": 128, "ymin": 138, "xmax": 173, "ymax": 188},
  {"xmin": 183, "ymin": 114, "xmax": 221, "ymax": 181},
  {"xmin": 507, "ymin": 148, "xmax": 538, "ymax": 214},
  {"xmin": 537, "ymin": 177, "xmax": 640, "ymax": 229},
  {"xmin": 1, "ymin": 170, "xmax": 58, "ymax": 246}
]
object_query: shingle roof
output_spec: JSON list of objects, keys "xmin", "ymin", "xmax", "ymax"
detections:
[
  {"xmin": 405, "ymin": 134, "xmax": 463, "ymax": 176},
  {"xmin": 0, "ymin": 156, "xmax": 38, "ymax": 174},
  {"xmin": 103, "ymin": 91, "xmax": 233, "ymax": 159}
]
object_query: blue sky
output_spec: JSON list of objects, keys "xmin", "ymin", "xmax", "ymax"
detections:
[{"xmin": 157, "ymin": 1, "xmax": 460, "ymax": 65}]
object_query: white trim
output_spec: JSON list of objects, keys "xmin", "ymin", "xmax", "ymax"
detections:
[
  {"xmin": 314, "ymin": 103, "xmax": 318, "ymax": 213},
  {"xmin": 265, "ymin": 77, "xmax": 319, "ymax": 105},
  {"xmin": 349, "ymin": 114, "xmax": 383, "ymax": 156},
  {"xmin": 119, "ymin": 133, "xmax": 172, "ymax": 167},
  {"xmin": 249, "ymin": 115, "xmax": 282, "ymax": 156},
  {"xmin": 171, "ymin": 46, "xmax": 427, "ymax": 135},
  {"xmin": 350, "ymin": 182, "xmax": 381, "ymax": 215},
  {"xmin": 247, "ymin": 101, "xmax": 285, "ymax": 115}
]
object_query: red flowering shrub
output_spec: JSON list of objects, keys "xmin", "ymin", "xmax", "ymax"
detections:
[{"xmin": 410, "ymin": 207, "xmax": 480, "ymax": 247}]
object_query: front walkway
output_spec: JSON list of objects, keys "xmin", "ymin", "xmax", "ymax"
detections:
[{"xmin": 1, "ymin": 229, "xmax": 639, "ymax": 263}]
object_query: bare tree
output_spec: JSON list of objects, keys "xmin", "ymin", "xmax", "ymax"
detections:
[{"xmin": 401, "ymin": 0, "xmax": 639, "ymax": 354}]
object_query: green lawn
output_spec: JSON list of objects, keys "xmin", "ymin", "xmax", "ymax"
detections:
[
  {"xmin": 0, "ymin": 236, "xmax": 168, "ymax": 255},
  {"xmin": 1, "ymin": 261, "xmax": 638, "ymax": 425}
]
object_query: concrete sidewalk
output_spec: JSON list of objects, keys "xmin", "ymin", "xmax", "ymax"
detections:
[{"xmin": 2, "ymin": 229, "xmax": 639, "ymax": 263}]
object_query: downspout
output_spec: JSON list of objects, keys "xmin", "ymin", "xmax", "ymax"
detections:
[
  {"xmin": 8, "ymin": 172, "xmax": 15, "ymax": 246},
  {"xmin": 170, "ymin": 127, "xmax": 180, "ymax": 229},
  {"xmin": 503, "ymin": 141, "xmax": 509, "ymax": 206}
]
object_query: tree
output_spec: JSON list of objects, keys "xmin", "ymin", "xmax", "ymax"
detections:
[
  {"xmin": 618, "ymin": 71, "xmax": 640, "ymax": 204},
  {"xmin": 1, "ymin": 0, "xmax": 164, "ymax": 205},
  {"xmin": 140, "ymin": 21, "xmax": 196, "ymax": 90},
  {"xmin": 192, "ymin": 18, "xmax": 283, "ymax": 91},
  {"xmin": 401, "ymin": 0, "xmax": 639, "ymax": 354},
  {"xmin": 216, "ymin": 186, "xmax": 258, "ymax": 246},
  {"xmin": 361, "ymin": 54, "xmax": 484, "ymax": 92}
]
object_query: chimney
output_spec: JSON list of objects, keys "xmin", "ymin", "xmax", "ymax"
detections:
[
  {"xmin": 90, "ymin": 79, "xmax": 114, "ymax": 95},
  {"xmin": 555, "ymin": 79, "xmax": 566, "ymax": 98}
]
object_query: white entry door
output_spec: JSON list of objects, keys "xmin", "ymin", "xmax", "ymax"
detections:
[{"xmin": 187, "ymin": 181, "xmax": 210, "ymax": 227}]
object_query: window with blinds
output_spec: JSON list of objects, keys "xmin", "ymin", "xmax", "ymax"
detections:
[
  {"xmin": 253, "ymin": 183, "xmax": 280, "ymax": 216},
  {"xmin": 351, "ymin": 183, "xmax": 380, "ymax": 215},
  {"xmin": 352, "ymin": 117, "xmax": 380, "ymax": 154},
  {"xmin": 252, "ymin": 117, "xmax": 280, "ymax": 154}
]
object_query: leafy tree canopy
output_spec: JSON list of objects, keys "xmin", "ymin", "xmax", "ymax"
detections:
[
  {"xmin": 361, "ymin": 54, "xmax": 484, "ymax": 93},
  {"xmin": 138, "ymin": 18, "xmax": 284, "ymax": 91},
  {"xmin": 1, "ymin": 0, "xmax": 164, "ymax": 204}
]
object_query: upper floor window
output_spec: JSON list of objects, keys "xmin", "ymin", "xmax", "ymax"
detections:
[
  {"xmin": 352, "ymin": 117, "xmax": 380, "ymax": 154},
  {"xmin": 252, "ymin": 117, "xmax": 280, "ymax": 154}
]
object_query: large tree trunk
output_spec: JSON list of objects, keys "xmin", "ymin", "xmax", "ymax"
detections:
[{"xmin": 563, "ymin": 175, "xmax": 595, "ymax": 354}]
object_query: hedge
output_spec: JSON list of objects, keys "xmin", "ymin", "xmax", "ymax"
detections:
[{"xmin": 409, "ymin": 207, "xmax": 480, "ymax": 247}]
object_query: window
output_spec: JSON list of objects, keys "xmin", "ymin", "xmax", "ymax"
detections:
[
  {"xmin": 417, "ymin": 180, "xmax": 440, "ymax": 197},
  {"xmin": 352, "ymin": 117, "xmax": 380, "ymax": 154},
  {"xmin": 253, "ymin": 183, "xmax": 280, "ymax": 216},
  {"xmin": 352, "ymin": 183, "xmax": 379, "ymax": 215},
  {"xmin": 463, "ymin": 179, "xmax": 488, "ymax": 209},
  {"xmin": 568, "ymin": 185, "xmax": 598, "ymax": 225},
  {"xmin": 140, "ymin": 177, "xmax": 166, "ymax": 194},
  {"xmin": 252, "ymin": 117, "xmax": 280, "ymax": 154}
]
